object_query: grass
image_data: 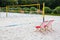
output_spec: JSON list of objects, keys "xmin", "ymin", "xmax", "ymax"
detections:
[
  {"xmin": 45, "ymin": 14, "xmax": 60, "ymax": 16},
  {"xmin": 51, "ymin": 14, "xmax": 60, "ymax": 16}
]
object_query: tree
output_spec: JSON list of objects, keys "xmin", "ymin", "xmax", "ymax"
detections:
[
  {"xmin": 6, "ymin": 0, "xmax": 18, "ymax": 5},
  {"xmin": 0, "ymin": 0, "xmax": 60, "ymax": 9},
  {"xmin": 0, "ymin": 0, "xmax": 6, "ymax": 7}
]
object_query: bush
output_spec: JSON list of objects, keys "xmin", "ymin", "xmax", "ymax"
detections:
[
  {"xmin": 44, "ymin": 7, "xmax": 52, "ymax": 14},
  {"xmin": 52, "ymin": 6, "xmax": 60, "ymax": 14},
  {"xmin": 30, "ymin": 7, "xmax": 37, "ymax": 14},
  {"xmin": 8, "ymin": 7, "xmax": 22, "ymax": 13},
  {"xmin": 23, "ymin": 7, "xmax": 30, "ymax": 11},
  {"xmin": 22, "ymin": 7, "xmax": 30, "ymax": 13},
  {"xmin": 0, "ymin": 7, "xmax": 6, "ymax": 12},
  {"xmin": 30, "ymin": 7, "xmax": 37, "ymax": 11}
]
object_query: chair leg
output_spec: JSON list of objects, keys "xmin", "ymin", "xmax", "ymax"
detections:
[
  {"xmin": 34, "ymin": 28, "xmax": 40, "ymax": 32},
  {"xmin": 45, "ymin": 25, "xmax": 54, "ymax": 32},
  {"xmin": 50, "ymin": 26, "xmax": 54, "ymax": 32},
  {"xmin": 44, "ymin": 26, "xmax": 51, "ymax": 32},
  {"xmin": 39, "ymin": 28, "xmax": 46, "ymax": 34}
]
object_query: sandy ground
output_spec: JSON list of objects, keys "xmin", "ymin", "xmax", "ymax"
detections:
[{"xmin": 0, "ymin": 12, "xmax": 60, "ymax": 40}]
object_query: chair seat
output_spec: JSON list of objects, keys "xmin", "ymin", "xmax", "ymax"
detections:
[{"xmin": 36, "ymin": 26, "xmax": 41, "ymax": 28}]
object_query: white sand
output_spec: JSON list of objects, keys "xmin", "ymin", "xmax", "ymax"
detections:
[{"xmin": 0, "ymin": 12, "xmax": 60, "ymax": 40}]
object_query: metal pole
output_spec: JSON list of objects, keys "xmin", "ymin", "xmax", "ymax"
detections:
[
  {"xmin": 6, "ymin": 6, "xmax": 8, "ymax": 17},
  {"xmin": 43, "ymin": 3, "xmax": 45, "ymax": 22}
]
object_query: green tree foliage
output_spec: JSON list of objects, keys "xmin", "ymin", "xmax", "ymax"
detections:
[
  {"xmin": 6, "ymin": 0, "xmax": 18, "ymax": 5},
  {"xmin": 18, "ymin": 0, "xmax": 37, "ymax": 4},
  {"xmin": 0, "ymin": 0, "xmax": 18, "ymax": 7},
  {"xmin": 0, "ymin": 0, "xmax": 60, "ymax": 9},
  {"xmin": 0, "ymin": 0, "xmax": 6, "ymax": 7}
]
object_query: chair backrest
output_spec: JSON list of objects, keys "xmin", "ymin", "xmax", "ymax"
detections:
[
  {"xmin": 46, "ymin": 20, "xmax": 54, "ymax": 27},
  {"xmin": 40, "ymin": 20, "xmax": 54, "ymax": 28},
  {"xmin": 40, "ymin": 21, "xmax": 48, "ymax": 28}
]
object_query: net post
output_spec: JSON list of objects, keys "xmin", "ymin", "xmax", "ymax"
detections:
[
  {"xmin": 43, "ymin": 3, "xmax": 45, "ymax": 22},
  {"xmin": 6, "ymin": 6, "xmax": 8, "ymax": 17}
]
